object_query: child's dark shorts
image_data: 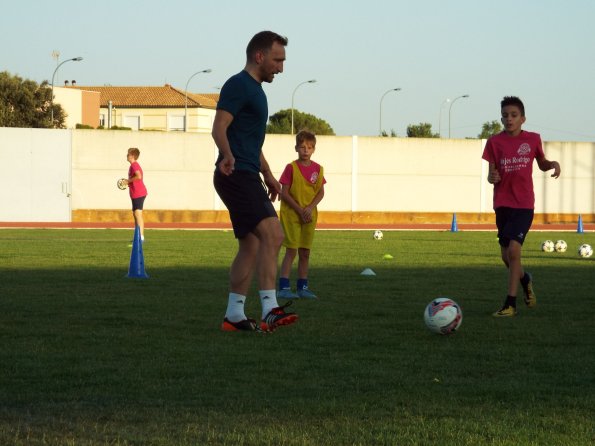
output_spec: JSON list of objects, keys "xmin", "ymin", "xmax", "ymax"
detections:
[
  {"xmin": 213, "ymin": 169, "xmax": 277, "ymax": 239},
  {"xmin": 495, "ymin": 207, "xmax": 534, "ymax": 247},
  {"xmin": 131, "ymin": 196, "xmax": 146, "ymax": 211}
]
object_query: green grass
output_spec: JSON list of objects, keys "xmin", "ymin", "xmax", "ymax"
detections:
[{"xmin": 0, "ymin": 228, "xmax": 594, "ymax": 445}]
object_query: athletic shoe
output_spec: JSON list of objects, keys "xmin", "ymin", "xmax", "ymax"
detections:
[
  {"xmin": 221, "ymin": 318, "xmax": 260, "ymax": 332},
  {"xmin": 297, "ymin": 287, "xmax": 317, "ymax": 299},
  {"xmin": 492, "ymin": 306, "xmax": 517, "ymax": 317},
  {"xmin": 277, "ymin": 288, "xmax": 299, "ymax": 299},
  {"xmin": 260, "ymin": 302, "xmax": 299, "ymax": 332},
  {"xmin": 522, "ymin": 273, "xmax": 537, "ymax": 308}
]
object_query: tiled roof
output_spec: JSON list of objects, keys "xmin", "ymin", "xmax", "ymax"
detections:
[{"xmin": 66, "ymin": 85, "xmax": 218, "ymax": 109}]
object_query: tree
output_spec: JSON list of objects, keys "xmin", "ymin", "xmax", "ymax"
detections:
[
  {"xmin": 266, "ymin": 109, "xmax": 335, "ymax": 135},
  {"xmin": 478, "ymin": 120, "xmax": 502, "ymax": 139},
  {"xmin": 406, "ymin": 122, "xmax": 439, "ymax": 138},
  {"xmin": 0, "ymin": 71, "xmax": 66, "ymax": 128},
  {"xmin": 381, "ymin": 129, "xmax": 397, "ymax": 137}
]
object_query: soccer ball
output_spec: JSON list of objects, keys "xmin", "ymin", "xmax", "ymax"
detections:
[
  {"xmin": 373, "ymin": 230, "xmax": 383, "ymax": 240},
  {"xmin": 424, "ymin": 297, "xmax": 463, "ymax": 335},
  {"xmin": 578, "ymin": 243, "xmax": 593, "ymax": 258},
  {"xmin": 554, "ymin": 240, "xmax": 567, "ymax": 253},
  {"xmin": 541, "ymin": 240, "xmax": 555, "ymax": 253}
]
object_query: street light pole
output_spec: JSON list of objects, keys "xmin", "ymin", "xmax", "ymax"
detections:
[
  {"xmin": 438, "ymin": 98, "xmax": 450, "ymax": 138},
  {"xmin": 50, "ymin": 56, "xmax": 83, "ymax": 125},
  {"xmin": 184, "ymin": 69, "xmax": 212, "ymax": 132},
  {"xmin": 379, "ymin": 88, "xmax": 401, "ymax": 136},
  {"xmin": 291, "ymin": 79, "xmax": 316, "ymax": 135},
  {"xmin": 448, "ymin": 94, "xmax": 469, "ymax": 138}
]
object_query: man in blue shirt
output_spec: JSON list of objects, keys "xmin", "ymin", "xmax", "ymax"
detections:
[{"xmin": 213, "ymin": 30, "xmax": 298, "ymax": 333}]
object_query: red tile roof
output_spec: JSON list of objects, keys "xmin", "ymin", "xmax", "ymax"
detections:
[{"xmin": 66, "ymin": 85, "xmax": 218, "ymax": 109}]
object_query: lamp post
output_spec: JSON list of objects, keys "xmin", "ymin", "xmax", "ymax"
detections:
[
  {"xmin": 50, "ymin": 56, "xmax": 83, "ymax": 125},
  {"xmin": 448, "ymin": 94, "xmax": 469, "ymax": 138},
  {"xmin": 291, "ymin": 79, "xmax": 316, "ymax": 135},
  {"xmin": 184, "ymin": 69, "xmax": 212, "ymax": 132},
  {"xmin": 379, "ymin": 88, "xmax": 401, "ymax": 136},
  {"xmin": 438, "ymin": 98, "xmax": 450, "ymax": 138}
]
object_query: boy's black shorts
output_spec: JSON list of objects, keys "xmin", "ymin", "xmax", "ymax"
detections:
[
  {"xmin": 131, "ymin": 196, "xmax": 146, "ymax": 211},
  {"xmin": 213, "ymin": 169, "xmax": 277, "ymax": 239},
  {"xmin": 495, "ymin": 207, "xmax": 534, "ymax": 247}
]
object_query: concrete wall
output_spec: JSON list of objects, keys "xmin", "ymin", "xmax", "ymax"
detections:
[{"xmin": 1, "ymin": 127, "xmax": 594, "ymax": 223}]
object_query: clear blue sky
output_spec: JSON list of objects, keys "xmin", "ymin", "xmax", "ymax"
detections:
[{"xmin": 2, "ymin": 0, "xmax": 594, "ymax": 141}]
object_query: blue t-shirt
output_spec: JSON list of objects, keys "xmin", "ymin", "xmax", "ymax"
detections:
[{"xmin": 216, "ymin": 70, "xmax": 268, "ymax": 173}]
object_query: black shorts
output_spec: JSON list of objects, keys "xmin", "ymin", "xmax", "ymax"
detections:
[
  {"xmin": 131, "ymin": 196, "xmax": 146, "ymax": 211},
  {"xmin": 495, "ymin": 207, "xmax": 534, "ymax": 247},
  {"xmin": 213, "ymin": 169, "xmax": 277, "ymax": 238}
]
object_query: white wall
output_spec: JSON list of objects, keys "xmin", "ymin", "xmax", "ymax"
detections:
[
  {"xmin": 1, "ymin": 127, "xmax": 594, "ymax": 222},
  {"xmin": 0, "ymin": 128, "xmax": 71, "ymax": 221}
]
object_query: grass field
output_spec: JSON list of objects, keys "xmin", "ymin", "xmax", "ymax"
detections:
[{"xmin": 0, "ymin": 228, "xmax": 594, "ymax": 446}]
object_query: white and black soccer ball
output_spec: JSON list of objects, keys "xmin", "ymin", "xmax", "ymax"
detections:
[
  {"xmin": 554, "ymin": 240, "xmax": 567, "ymax": 253},
  {"xmin": 541, "ymin": 240, "xmax": 555, "ymax": 253},
  {"xmin": 373, "ymin": 230, "xmax": 383, "ymax": 240},
  {"xmin": 424, "ymin": 297, "xmax": 463, "ymax": 335},
  {"xmin": 578, "ymin": 243, "xmax": 593, "ymax": 258}
]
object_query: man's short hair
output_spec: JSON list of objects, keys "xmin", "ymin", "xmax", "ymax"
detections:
[{"xmin": 246, "ymin": 31, "xmax": 288, "ymax": 61}]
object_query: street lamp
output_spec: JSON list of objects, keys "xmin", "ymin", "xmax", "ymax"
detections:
[
  {"xmin": 50, "ymin": 56, "xmax": 83, "ymax": 125},
  {"xmin": 291, "ymin": 79, "xmax": 316, "ymax": 135},
  {"xmin": 438, "ymin": 98, "xmax": 450, "ymax": 138},
  {"xmin": 448, "ymin": 94, "xmax": 469, "ymax": 138},
  {"xmin": 379, "ymin": 88, "xmax": 401, "ymax": 136},
  {"xmin": 184, "ymin": 69, "xmax": 212, "ymax": 132}
]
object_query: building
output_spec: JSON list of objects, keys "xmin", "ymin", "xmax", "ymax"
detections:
[{"xmin": 54, "ymin": 84, "xmax": 218, "ymax": 132}]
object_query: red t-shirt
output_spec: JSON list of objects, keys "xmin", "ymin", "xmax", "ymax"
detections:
[
  {"xmin": 128, "ymin": 161, "xmax": 148, "ymax": 199},
  {"xmin": 482, "ymin": 130, "xmax": 544, "ymax": 209}
]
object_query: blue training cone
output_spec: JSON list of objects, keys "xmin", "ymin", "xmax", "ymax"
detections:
[
  {"xmin": 127, "ymin": 225, "xmax": 149, "ymax": 278},
  {"xmin": 577, "ymin": 214, "xmax": 584, "ymax": 233},
  {"xmin": 450, "ymin": 213, "xmax": 458, "ymax": 232}
]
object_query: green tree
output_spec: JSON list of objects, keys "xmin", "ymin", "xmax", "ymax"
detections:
[
  {"xmin": 0, "ymin": 71, "xmax": 66, "ymax": 128},
  {"xmin": 406, "ymin": 122, "xmax": 439, "ymax": 138},
  {"xmin": 381, "ymin": 129, "xmax": 397, "ymax": 137},
  {"xmin": 478, "ymin": 120, "xmax": 502, "ymax": 139},
  {"xmin": 266, "ymin": 109, "xmax": 335, "ymax": 135}
]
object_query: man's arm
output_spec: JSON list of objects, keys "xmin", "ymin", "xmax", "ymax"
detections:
[
  {"xmin": 212, "ymin": 109, "xmax": 235, "ymax": 176},
  {"xmin": 260, "ymin": 152, "xmax": 281, "ymax": 202}
]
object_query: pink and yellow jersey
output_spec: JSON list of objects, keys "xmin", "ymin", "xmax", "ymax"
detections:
[
  {"xmin": 482, "ymin": 130, "xmax": 544, "ymax": 210},
  {"xmin": 279, "ymin": 161, "xmax": 325, "ymax": 249}
]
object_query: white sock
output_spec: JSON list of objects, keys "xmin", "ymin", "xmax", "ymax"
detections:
[
  {"xmin": 259, "ymin": 289, "xmax": 279, "ymax": 319},
  {"xmin": 225, "ymin": 292, "xmax": 246, "ymax": 323}
]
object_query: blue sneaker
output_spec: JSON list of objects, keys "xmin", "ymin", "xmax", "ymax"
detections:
[
  {"xmin": 278, "ymin": 288, "xmax": 299, "ymax": 299},
  {"xmin": 297, "ymin": 287, "xmax": 317, "ymax": 299}
]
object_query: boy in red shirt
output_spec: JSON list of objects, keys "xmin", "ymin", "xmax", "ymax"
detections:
[
  {"xmin": 482, "ymin": 96, "xmax": 560, "ymax": 317},
  {"xmin": 124, "ymin": 147, "xmax": 148, "ymax": 241},
  {"xmin": 277, "ymin": 130, "xmax": 325, "ymax": 299}
]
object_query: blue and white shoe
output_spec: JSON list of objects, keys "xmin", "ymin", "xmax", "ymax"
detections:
[
  {"xmin": 297, "ymin": 287, "xmax": 317, "ymax": 299},
  {"xmin": 277, "ymin": 288, "xmax": 299, "ymax": 299}
]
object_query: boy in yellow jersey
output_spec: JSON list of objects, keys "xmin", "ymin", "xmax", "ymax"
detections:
[{"xmin": 278, "ymin": 130, "xmax": 326, "ymax": 299}]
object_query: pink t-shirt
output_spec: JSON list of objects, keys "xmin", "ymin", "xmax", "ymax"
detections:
[
  {"xmin": 128, "ymin": 161, "xmax": 148, "ymax": 199},
  {"xmin": 482, "ymin": 130, "xmax": 544, "ymax": 209},
  {"xmin": 279, "ymin": 161, "xmax": 326, "ymax": 186}
]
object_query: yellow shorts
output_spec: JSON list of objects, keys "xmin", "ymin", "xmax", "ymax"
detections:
[{"xmin": 281, "ymin": 211, "xmax": 317, "ymax": 249}]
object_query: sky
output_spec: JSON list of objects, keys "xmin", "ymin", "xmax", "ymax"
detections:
[{"xmin": 2, "ymin": 0, "xmax": 595, "ymax": 142}]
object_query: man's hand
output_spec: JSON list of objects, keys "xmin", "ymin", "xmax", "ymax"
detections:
[
  {"xmin": 218, "ymin": 154, "xmax": 235, "ymax": 176},
  {"xmin": 262, "ymin": 170, "xmax": 281, "ymax": 202}
]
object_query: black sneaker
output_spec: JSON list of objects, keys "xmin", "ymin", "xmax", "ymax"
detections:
[
  {"xmin": 260, "ymin": 301, "xmax": 299, "ymax": 332},
  {"xmin": 221, "ymin": 318, "xmax": 260, "ymax": 332}
]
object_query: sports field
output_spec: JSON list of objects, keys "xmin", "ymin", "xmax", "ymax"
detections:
[{"xmin": 1, "ymin": 228, "xmax": 593, "ymax": 445}]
